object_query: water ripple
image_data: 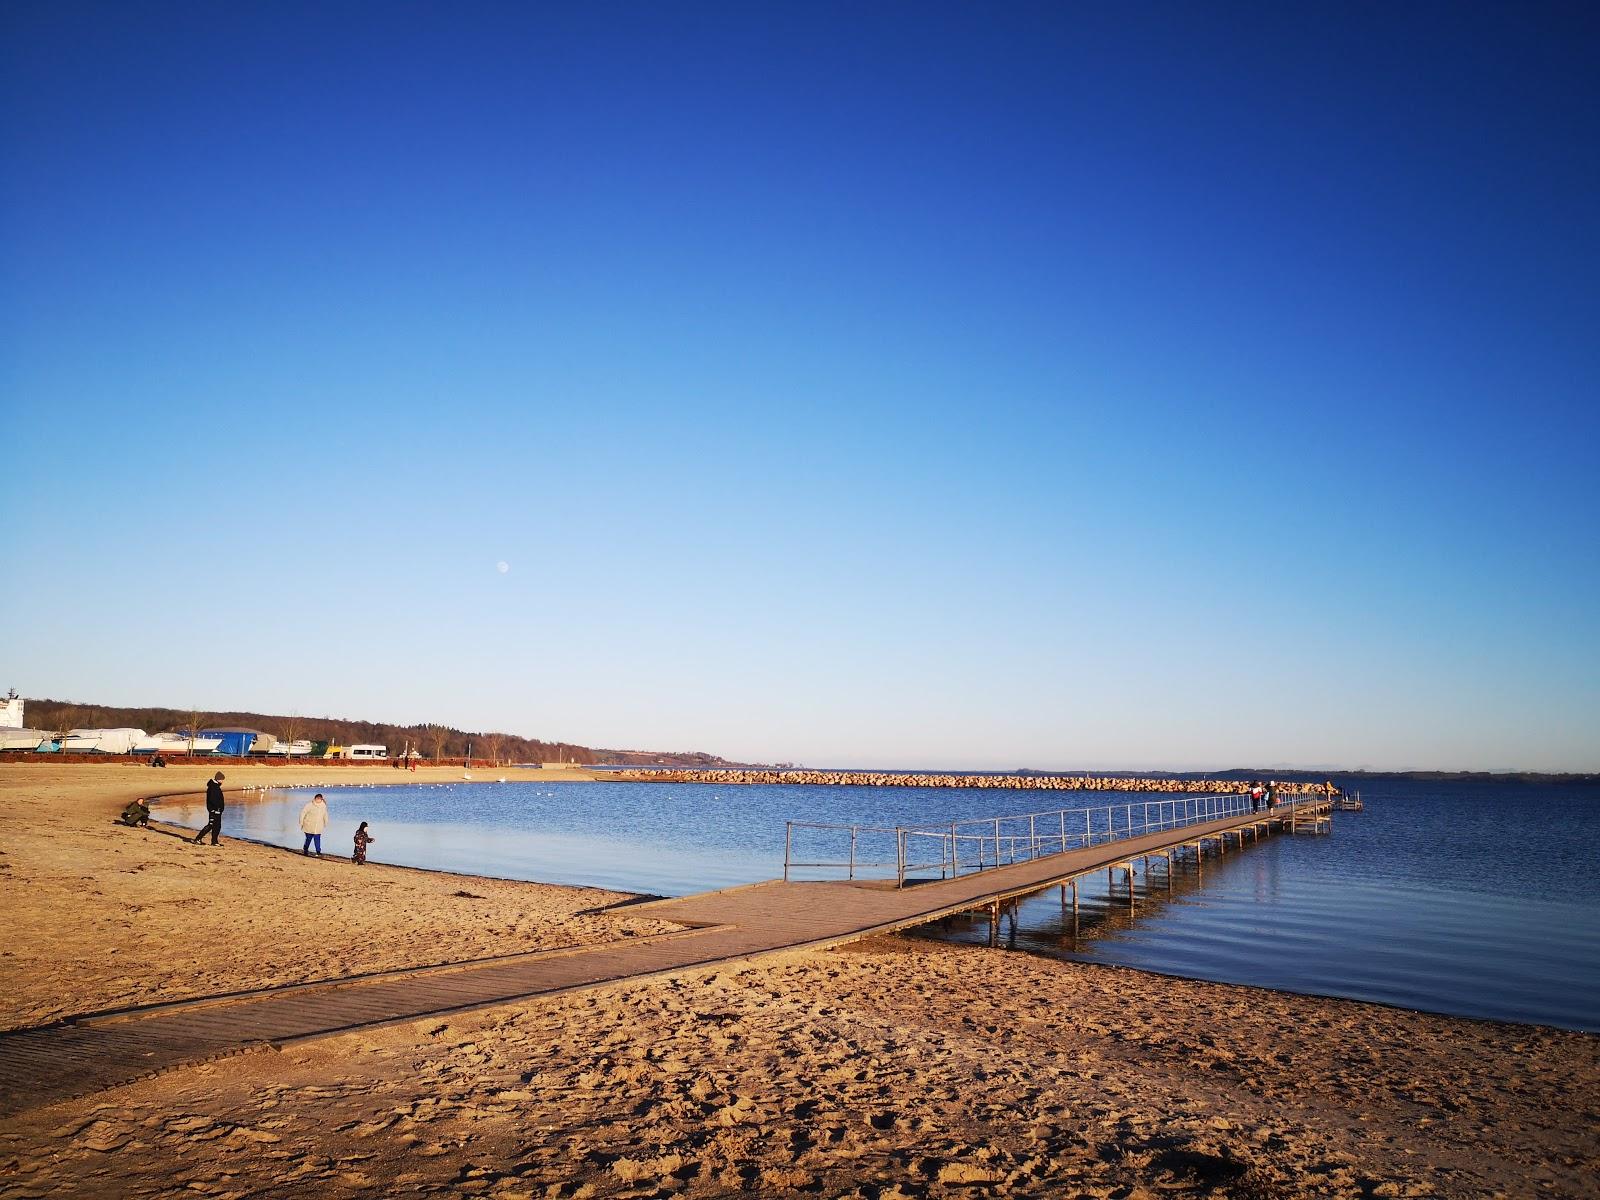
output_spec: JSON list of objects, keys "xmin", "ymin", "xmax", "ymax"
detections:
[{"xmin": 161, "ymin": 776, "xmax": 1600, "ymax": 1032}]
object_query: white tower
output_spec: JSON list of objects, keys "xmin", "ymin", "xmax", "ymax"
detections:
[{"xmin": 0, "ymin": 690, "xmax": 23, "ymax": 730}]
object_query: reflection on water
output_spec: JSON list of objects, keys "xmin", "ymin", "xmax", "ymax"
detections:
[
  {"xmin": 158, "ymin": 783, "xmax": 781, "ymax": 895},
  {"xmin": 157, "ymin": 776, "xmax": 1600, "ymax": 1033},
  {"xmin": 918, "ymin": 823, "xmax": 1600, "ymax": 1034},
  {"xmin": 919, "ymin": 850, "xmax": 1212, "ymax": 955}
]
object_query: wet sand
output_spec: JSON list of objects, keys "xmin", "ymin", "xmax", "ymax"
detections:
[{"xmin": 1, "ymin": 763, "xmax": 1596, "ymax": 1198}]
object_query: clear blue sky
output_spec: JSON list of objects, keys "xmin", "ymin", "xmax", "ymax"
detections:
[{"xmin": 3, "ymin": 2, "xmax": 1596, "ymax": 771}]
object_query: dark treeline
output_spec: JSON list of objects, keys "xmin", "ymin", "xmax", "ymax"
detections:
[{"xmin": 22, "ymin": 698, "xmax": 743, "ymax": 768}]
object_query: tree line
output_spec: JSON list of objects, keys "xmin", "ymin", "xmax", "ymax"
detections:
[{"xmin": 22, "ymin": 698, "xmax": 742, "ymax": 768}]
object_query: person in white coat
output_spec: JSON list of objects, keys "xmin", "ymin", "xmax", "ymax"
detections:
[{"xmin": 299, "ymin": 793, "xmax": 330, "ymax": 856}]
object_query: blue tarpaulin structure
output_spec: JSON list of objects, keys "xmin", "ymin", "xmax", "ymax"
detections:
[{"xmin": 198, "ymin": 729, "xmax": 260, "ymax": 756}]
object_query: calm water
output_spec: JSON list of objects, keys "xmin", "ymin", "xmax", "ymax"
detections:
[{"xmin": 159, "ymin": 776, "xmax": 1600, "ymax": 1033}]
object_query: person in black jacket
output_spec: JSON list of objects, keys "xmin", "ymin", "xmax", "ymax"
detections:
[{"xmin": 191, "ymin": 771, "xmax": 226, "ymax": 845}]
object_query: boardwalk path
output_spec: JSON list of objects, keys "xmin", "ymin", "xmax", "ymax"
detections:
[{"xmin": 0, "ymin": 803, "xmax": 1322, "ymax": 1117}]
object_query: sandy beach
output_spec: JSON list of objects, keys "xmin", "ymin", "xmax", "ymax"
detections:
[{"xmin": 1, "ymin": 763, "xmax": 1596, "ymax": 1199}]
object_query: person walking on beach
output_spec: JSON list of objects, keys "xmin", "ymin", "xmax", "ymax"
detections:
[
  {"xmin": 352, "ymin": 821, "xmax": 375, "ymax": 865},
  {"xmin": 1266, "ymin": 780, "xmax": 1279, "ymax": 811},
  {"xmin": 299, "ymin": 793, "xmax": 329, "ymax": 856},
  {"xmin": 191, "ymin": 772, "xmax": 226, "ymax": 845},
  {"xmin": 1250, "ymin": 783, "xmax": 1264, "ymax": 813}
]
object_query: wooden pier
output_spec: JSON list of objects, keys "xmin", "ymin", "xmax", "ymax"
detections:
[{"xmin": 0, "ymin": 797, "xmax": 1330, "ymax": 1118}]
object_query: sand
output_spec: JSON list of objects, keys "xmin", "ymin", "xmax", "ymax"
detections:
[
  {"xmin": 1, "ymin": 763, "xmax": 1596, "ymax": 1199},
  {"xmin": 0, "ymin": 763, "xmax": 674, "ymax": 1030}
]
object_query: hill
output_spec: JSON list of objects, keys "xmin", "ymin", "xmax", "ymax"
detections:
[{"xmin": 18, "ymin": 697, "xmax": 749, "ymax": 768}]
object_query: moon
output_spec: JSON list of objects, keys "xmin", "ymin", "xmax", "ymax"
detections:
[{"xmin": 496, "ymin": 561, "xmax": 510, "ymax": 574}]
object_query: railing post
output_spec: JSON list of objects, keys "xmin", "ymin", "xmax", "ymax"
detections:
[
  {"xmin": 849, "ymin": 826, "xmax": 857, "ymax": 880},
  {"xmin": 1030, "ymin": 814, "xmax": 1037, "ymax": 857},
  {"xmin": 784, "ymin": 821, "xmax": 792, "ymax": 882},
  {"xmin": 896, "ymin": 828, "xmax": 905, "ymax": 888},
  {"xmin": 950, "ymin": 822, "xmax": 959, "ymax": 875},
  {"xmin": 1059, "ymin": 808, "xmax": 1067, "ymax": 853}
]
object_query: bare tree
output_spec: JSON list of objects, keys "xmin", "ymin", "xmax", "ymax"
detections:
[
  {"xmin": 482, "ymin": 732, "xmax": 504, "ymax": 767},
  {"xmin": 280, "ymin": 710, "xmax": 303, "ymax": 757},
  {"xmin": 426, "ymin": 724, "xmax": 449, "ymax": 761},
  {"xmin": 52, "ymin": 706, "xmax": 83, "ymax": 740}
]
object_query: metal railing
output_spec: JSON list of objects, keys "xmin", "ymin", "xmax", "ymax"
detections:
[
  {"xmin": 782, "ymin": 820, "xmax": 905, "ymax": 883},
  {"xmin": 785, "ymin": 792, "xmax": 1315, "ymax": 887}
]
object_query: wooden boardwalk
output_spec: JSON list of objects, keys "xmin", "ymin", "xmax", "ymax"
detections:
[{"xmin": 0, "ymin": 800, "xmax": 1326, "ymax": 1118}]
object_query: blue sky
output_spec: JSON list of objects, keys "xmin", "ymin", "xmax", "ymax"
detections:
[{"xmin": 3, "ymin": 2, "xmax": 1596, "ymax": 770}]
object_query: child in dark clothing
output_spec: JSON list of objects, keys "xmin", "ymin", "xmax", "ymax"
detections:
[{"xmin": 353, "ymin": 821, "xmax": 375, "ymax": 865}]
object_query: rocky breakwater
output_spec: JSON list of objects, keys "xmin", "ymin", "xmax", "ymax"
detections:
[{"xmin": 611, "ymin": 769, "xmax": 1328, "ymax": 794}]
